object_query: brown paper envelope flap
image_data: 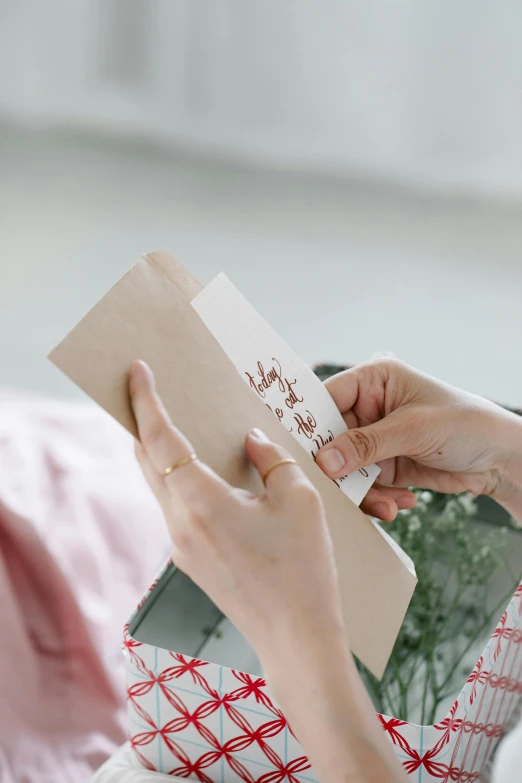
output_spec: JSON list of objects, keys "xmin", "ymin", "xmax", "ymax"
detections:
[
  {"xmin": 49, "ymin": 256, "xmax": 416, "ymax": 677},
  {"xmin": 144, "ymin": 250, "xmax": 203, "ymax": 302}
]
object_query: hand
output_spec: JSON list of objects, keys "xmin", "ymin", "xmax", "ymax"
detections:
[
  {"xmin": 128, "ymin": 360, "xmax": 408, "ymax": 783},
  {"xmin": 316, "ymin": 359, "xmax": 522, "ymax": 522},
  {"xmin": 128, "ymin": 360, "xmax": 343, "ymax": 660}
]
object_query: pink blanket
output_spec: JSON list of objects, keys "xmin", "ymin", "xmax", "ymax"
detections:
[{"xmin": 0, "ymin": 393, "xmax": 170, "ymax": 783}]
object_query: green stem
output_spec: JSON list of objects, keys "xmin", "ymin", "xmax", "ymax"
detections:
[
  {"xmin": 499, "ymin": 552, "xmax": 519, "ymax": 585},
  {"xmin": 364, "ymin": 672, "xmax": 385, "ymax": 715},
  {"xmin": 420, "ymin": 657, "xmax": 431, "ymax": 726},
  {"xmin": 431, "ymin": 580, "xmax": 465, "ymax": 647},
  {"xmin": 382, "ymin": 682, "xmax": 401, "ymax": 720}
]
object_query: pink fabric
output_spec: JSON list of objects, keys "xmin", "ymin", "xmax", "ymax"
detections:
[{"xmin": 0, "ymin": 393, "xmax": 170, "ymax": 783}]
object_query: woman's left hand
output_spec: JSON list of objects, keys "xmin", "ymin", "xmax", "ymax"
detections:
[{"xmin": 128, "ymin": 359, "xmax": 344, "ymax": 663}]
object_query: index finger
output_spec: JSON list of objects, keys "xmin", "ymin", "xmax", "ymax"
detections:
[{"xmin": 324, "ymin": 366, "xmax": 362, "ymax": 413}]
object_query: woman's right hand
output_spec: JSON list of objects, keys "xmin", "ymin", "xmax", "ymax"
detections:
[{"xmin": 316, "ymin": 359, "xmax": 522, "ymax": 522}]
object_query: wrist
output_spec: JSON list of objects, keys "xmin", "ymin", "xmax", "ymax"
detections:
[
  {"xmin": 260, "ymin": 623, "xmax": 360, "ymax": 743},
  {"xmin": 258, "ymin": 619, "xmax": 408, "ymax": 782},
  {"xmin": 489, "ymin": 409, "xmax": 522, "ymax": 521},
  {"xmin": 261, "ymin": 619, "xmax": 348, "ymax": 688},
  {"xmin": 258, "ymin": 608, "xmax": 349, "ymax": 688}
]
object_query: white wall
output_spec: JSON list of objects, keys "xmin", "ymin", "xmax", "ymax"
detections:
[
  {"xmin": 1, "ymin": 0, "xmax": 522, "ymax": 198},
  {"xmin": 2, "ymin": 127, "xmax": 522, "ymax": 405}
]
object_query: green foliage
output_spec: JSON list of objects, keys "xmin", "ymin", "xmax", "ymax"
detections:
[{"xmin": 357, "ymin": 491, "xmax": 519, "ymax": 724}]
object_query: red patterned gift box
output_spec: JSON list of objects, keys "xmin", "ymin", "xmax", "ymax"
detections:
[{"xmin": 125, "ymin": 563, "xmax": 522, "ymax": 782}]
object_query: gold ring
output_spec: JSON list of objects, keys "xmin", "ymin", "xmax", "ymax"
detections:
[
  {"xmin": 163, "ymin": 453, "xmax": 198, "ymax": 477},
  {"xmin": 261, "ymin": 458, "xmax": 297, "ymax": 485}
]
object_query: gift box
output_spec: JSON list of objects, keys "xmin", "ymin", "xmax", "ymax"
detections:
[{"xmin": 125, "ymin": 563, "xmax": 522, "ymax": 782}]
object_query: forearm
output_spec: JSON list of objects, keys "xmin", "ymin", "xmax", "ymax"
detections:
[{"xmin": 260, "ymin": 623, "xmax": 408, "ymax": 783}]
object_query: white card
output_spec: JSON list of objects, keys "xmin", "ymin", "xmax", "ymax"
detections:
[{"xmin": 192, "ymin": 273, "xmax": 380, "ymax": 506}]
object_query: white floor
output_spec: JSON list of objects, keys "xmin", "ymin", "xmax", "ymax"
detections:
[{"xmin": 1, "ymin": 126, "xmax": 522, "ymax": 406}]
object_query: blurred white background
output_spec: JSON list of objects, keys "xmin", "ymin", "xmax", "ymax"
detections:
[{"xmin": 1, "ymin": 0, "xmax": 521, "ymax": 404}]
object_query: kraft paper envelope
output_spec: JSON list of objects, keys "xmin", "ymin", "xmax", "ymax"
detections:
[{"xmin": 49, "ymin": 251, "xmax": 416, "ymax": 678}]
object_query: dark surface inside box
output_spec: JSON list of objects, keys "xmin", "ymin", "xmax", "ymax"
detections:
[
  {"xmin": 129, "ymin": 497, "xmax": 516, "ymax": 680},
  {"xmin": 130, "ymin": 562, "xmax": 263, "ymax": 676}
]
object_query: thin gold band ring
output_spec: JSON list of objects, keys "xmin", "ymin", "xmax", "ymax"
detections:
[
  {"xmin": 261, "ymin": 458, "xmax": 297, "ymax": 485},
  {"xmin": 163, "ymin": 453, "xmax": 198, "ymax": 477}
]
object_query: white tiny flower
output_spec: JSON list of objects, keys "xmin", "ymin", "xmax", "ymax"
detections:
[
  {"xmin": 421, "ymin": 491, "xmax": 433, "ymax": 503},
  {"xmin": 408, "ymin": 516, "xmax": 421, "ymax": 532},
  {"xmin": 459, "ymin": 493, "xmax": 477, "ymax": 514}
]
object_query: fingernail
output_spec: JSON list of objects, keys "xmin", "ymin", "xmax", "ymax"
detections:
[
  {"xmin": 250, "ymin": 428, "xmax": 269, "ymax": 443},
  {"xmin": 397, "ymin": 494, "xmax": 416, "ymax": 509},
  {"xmin": 374, "ymin": 502, "xmax": 391, "ymax": 520},
  {"xmin": 137, "ymin": 359, "xmax": 152, "ymax": 376},
  {"xmin": 317, "ymin": 447, "xmax": 345, "ymax": 474},
  {"xmin": 130, "ymin": 359, "xmax": 147, "ymax": 377}
]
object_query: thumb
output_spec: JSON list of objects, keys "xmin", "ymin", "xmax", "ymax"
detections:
[{"xmin": 315, "ymin": 409, "xmax": 416, "ymax": 478}]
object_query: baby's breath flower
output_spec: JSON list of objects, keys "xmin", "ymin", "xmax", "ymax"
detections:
[
  {"xmin": 458, "ymin": 493, "xmax": 477, "ymax": 514},
  {"xmin": 408, "ymin": 516, "xmax": 421, "ymax": 533}
]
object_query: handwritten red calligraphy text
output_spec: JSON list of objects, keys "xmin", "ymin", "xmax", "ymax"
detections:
[
  {"xmin": 294, "ymin": 410, "xmax": 317, "ymax": 439},
  {"xmin": 245, "ymin": 358, "xmax": 285, "ymax": 399}
]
